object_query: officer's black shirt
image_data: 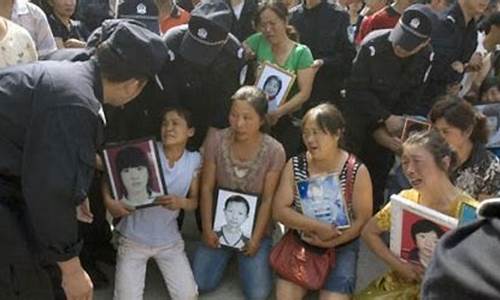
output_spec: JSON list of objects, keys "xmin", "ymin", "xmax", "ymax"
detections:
[
  {"xmin": 344, "ymin": 31, "xmax": 433, "ymax": 147},
  {"xmin": 0, "ymin": 60, "xmax": 105, "ymax": 262},
  {"xmin": 423, "ymin": 1, "xmax": 478, "ymax": 112},
  {"xmin": 161, "ymin": 25, "xmax": 246, "ymax": 148},
  {"xmin": 290, "ymin": 1, "xmax": 355, "ymax": 103},
  {"xmin": 226, "ymin": 0, "xmax": 257, "ymax": 42}
]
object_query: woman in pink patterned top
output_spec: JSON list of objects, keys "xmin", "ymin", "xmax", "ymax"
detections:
[{"xmin": 193, "ymin": 86, "xmax": 286, "ymax": 300}]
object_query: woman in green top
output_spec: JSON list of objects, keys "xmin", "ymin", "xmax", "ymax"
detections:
[{"xmin": 244, "ymin": 0, "xmax": 317, "ymax": 157}]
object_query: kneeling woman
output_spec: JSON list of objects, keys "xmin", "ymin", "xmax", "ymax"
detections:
[
  {"xmin": 356, "ymin": 130, "xmax": 477, "ymax": 299},
  {"xmin": 273, "ymin": 103, "xmax": 373, "ymax": 300},
  {"xmin": 192, "ymin": 86, "xmax": 286, "ymax": 300}
]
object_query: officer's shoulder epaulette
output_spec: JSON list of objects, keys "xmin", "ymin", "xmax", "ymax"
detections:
[
  {"xmin": 163, "ymin": 24, "xmax": 187, "ymax": 54},
  {"xmin": 289, "ymin": 4, "xmax": 303, "ymax": 15},
  {"xmin": 222, "ymin": 33, "xmax": 245, "ymax": 61}
]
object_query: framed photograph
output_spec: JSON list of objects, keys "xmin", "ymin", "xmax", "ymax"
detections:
[
  {"xmin": 400, "ymin": 117, "xmax": 431, "ymax": 142},
  {"xmin": 255, "ymin": 62, "xmax": 296, "ymax": 112},
  {"xmin": 102, "ymin": 138, "xmax": 166, "ymax": 209},
  {"xmin": 390, "ymin": 194, "xmax": 457, "ymax": 268},
  {"xmin": 296, "ymin": 173, "xmax": 351, "ymax": 229},
  {"xmin": 213, "ymin": 188, "xmax": 259, "ymax": 250},
  {"xmin": 457, "ymin": 201, "xmax": 478, "ymax": 226},
  {"xmin": 475, "ymin": 103, "xmax": 500, "ymax": 148}
]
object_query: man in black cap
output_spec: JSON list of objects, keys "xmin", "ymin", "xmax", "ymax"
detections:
[
  {"xmin": 0, "ymin": 22, "xmax": 169, "ymax": 300},
  {"xmin": 162, "ymin": 0, "xmax": 247, "ymax": 149},
  {"xmin": 422, "ymin": 198, "xmax": 500, "ymax": 299},
  {"xmin": 343, "ymin": 4, "xmax": 434, "ymax": 211}
]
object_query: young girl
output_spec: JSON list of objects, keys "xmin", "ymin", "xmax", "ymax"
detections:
[{"xmin": 104, "ymin": 107, "xmax": 200, "ymax": 300}]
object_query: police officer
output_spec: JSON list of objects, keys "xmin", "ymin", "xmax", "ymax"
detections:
[
  {"xmin": 421, "ymin": 0, "xmax": 490, "ymax": 113},
  {"xmin": 0, "ymin": 22, "xmax": 168, "ymax": 299},
  {"xmin": 162, "ymin": 0, "xmax": 247, "ymax": 149},
  {"xmin": 290, "ymin": 0, "xmax": 356, "ymax": 107},
  {"xmin": 343, "ymin": 4, "xmax": 434, "ymax": 211}
]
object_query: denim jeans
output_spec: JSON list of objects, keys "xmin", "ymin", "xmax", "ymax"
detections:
[{"xmin": 192, "ymin": 236, "xmax": 273, "ymax": 300}]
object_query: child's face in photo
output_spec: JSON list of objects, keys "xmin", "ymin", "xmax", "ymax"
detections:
[
  {"xmin": 264, "ymin": 78, "xmax": 280, "ymax": 98},
  {"xmin": 161, "ymin": 111, "xmax": 194, "ymax": 147},
  {"xmin": 415, "ymin": 230, "xmax": 439, "ymax": 258},
  {"xmin": 120, "ymin": 165, "xmax": 149, "ymax": 196},
  {"xmin": 224, "ymin": 202, "xmax": 249, "ymax": 229}
]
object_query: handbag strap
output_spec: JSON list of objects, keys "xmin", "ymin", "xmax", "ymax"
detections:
[{"xmin": 344, "ymin": 153, "xmax": 357, "ymax": 206}]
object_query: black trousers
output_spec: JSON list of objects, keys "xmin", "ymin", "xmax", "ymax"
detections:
[{"xmin": 0, "ymin": 204, "xmax": 54, "ymax": 300}]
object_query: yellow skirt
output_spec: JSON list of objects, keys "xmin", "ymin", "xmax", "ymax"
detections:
[{"xmin": 354, "ymin": 270, "xmax": 420, "ymax": 300}]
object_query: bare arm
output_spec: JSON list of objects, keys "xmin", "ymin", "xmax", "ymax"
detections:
[
  {"xmin": 362, "ymin": 216, "xmax": 423, "ymax": 282},
  {"xmin": 199, "ymin": 159, "xmax": 219, "ymax": 248},
  {"xmin": 329, "ymin": 164, "xmax": 373, "ymax": 247},
  {"xmin": 243, "ymin": 169, "xmax": 281, "ymax": 256},
  {"xmin": 272, "ymin": 67, "xmax": 316, "ymax": 120},
  {"xmin": 272, "ymin": 160, "xmax": 340, "ymax": 240},
  {"xmin": 155, "ymin": 170, "xmax": 200, "ymax": 211}
]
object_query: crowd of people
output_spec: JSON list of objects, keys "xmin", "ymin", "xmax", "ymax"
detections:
[{"xmin": 1, "ymin": 0, "xmax": 500, "ymax": 300}]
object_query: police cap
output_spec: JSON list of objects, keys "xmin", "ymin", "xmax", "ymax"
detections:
[
  {"xmin": 389, "ymin": 4, "xmax": 432, "ymax": 51},
  {"xmin": 179, "ymin": 0, "xmax": 233, "ymax": 66},
  {"xmin": 97, "ymin": 19, "xmax": 169, "ymax": 79}
]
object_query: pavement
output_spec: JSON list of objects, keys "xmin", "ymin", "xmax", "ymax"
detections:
[{"xmin": 95, "ymin": 212, "xmax": 387, "ymax": 300}]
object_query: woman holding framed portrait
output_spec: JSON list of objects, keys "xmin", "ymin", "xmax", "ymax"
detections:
[
  {"xmin": 356, "ymin": 130, "xmax": 478, "ymax": 299},
  {"xmin": 244, "ymin": 0, "xmax": 316, "ymax": 158},
  {"xmin": 192, "ymin": 86, "xmax": 286, "ymax": 300},
  {"xmin": 273, "ymin": 103, "xmax": 373, "ymax": 300}
]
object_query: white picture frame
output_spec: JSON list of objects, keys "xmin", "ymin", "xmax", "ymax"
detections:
[
  {"xmin": 213, "ymin": 188, "xmax": 259, "ymax": 250},
  {"xmin": 400, "ymin": 117, "xmax": 431, "ymax": 142},
  {"xmin": 102, "ymin": 138, "xmax": 166, "ymax": 209},
  {"xmin": 296, "ymin": 173, "xmax": 351, "ymax": 229},
  {"xmin": 389, "ymin": 194, "xmax": 457, "ymax": 268},
  {"xmin": 255, "ymin": 62, "xmax": 296, "ymax": 112}
]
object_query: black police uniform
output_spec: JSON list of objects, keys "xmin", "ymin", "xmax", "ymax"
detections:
[
  {"xmin": 225, "ymin": 0, "xmax": 257, "ymax": 42},
  {"xmin": 76, "ymin": 0, "xmax": 113, "ymax": 32},
  {"xmin": 0, "ymin": 60, "xmax": 105, "ymax": 299},
  {"xmin": 343, "ymin": 30, "xmax": 433, "ymax": 211},
  {"xmin": 421, "ymin": 1, "xmax": 479, "ymax": 114},
  {"xmin": 290, "ymin": 1, "xmax": 356, "ymax": 106},
  {"xmin": 162, "ymin": 24, "xmax": 247, "ymax": 149}
]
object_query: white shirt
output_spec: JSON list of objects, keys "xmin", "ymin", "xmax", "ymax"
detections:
[
  {"xmin": 0, "ymin": 17, "xmax": 37, "ymax": 68},
  {"xmin": 11, "ymin": 0, "xmax": 57, "ymax": 56}
]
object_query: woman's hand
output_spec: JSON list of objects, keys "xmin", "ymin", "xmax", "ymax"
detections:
[
  {"xmin": 155, "ymin": 195, "xmax": 184, "ymax": 210},
  {"xmin": 64, "ymin": 38, "xmax": 86, "ymax": 48},
  {"xmin": 310, "ymin": 222, "xmax": 341, "ymax": 241},
  {"xmin": 372, "ymin": 127, "xmax": 402, "ymax": 153},
  {"xmin": 242, "ymin": 237, "xmax": 261, "ymax": 256},
  {"xmin": 394, "ymin": 261, "xmax": 424, "ymax": 283},
  {"xmin": 266, "ymin": 111, "xmax": 281, "ymax": 126},
  {"xmin": 243, "ymin": 43, "xmax": 256, "ymax": 61},
  {"xmin": 105, "ymin": 199, "xmax": 134, "ymax": 218},
  {"xmin": 202, "ymin": 230, "xmax": 220, "ymax": 249},
  {"xmin": 301, "ymin": 233, "xmax": 336, "ymax": 248}
]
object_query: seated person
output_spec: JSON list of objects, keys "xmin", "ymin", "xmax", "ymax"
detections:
[
  {"xmin": 47, "ymin": 0, "xmax": 89, "ymax": 48},
  {"xmin": 0, "ymin": 15, "xmax": 37, "ymax": 68},
  {"xmin": 356, "ymin": 130, "xmax": 477, "ymax": 299},
  {"xmin": 104, "ymin": 106, "xmax": 200, "ymax": 300}
]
